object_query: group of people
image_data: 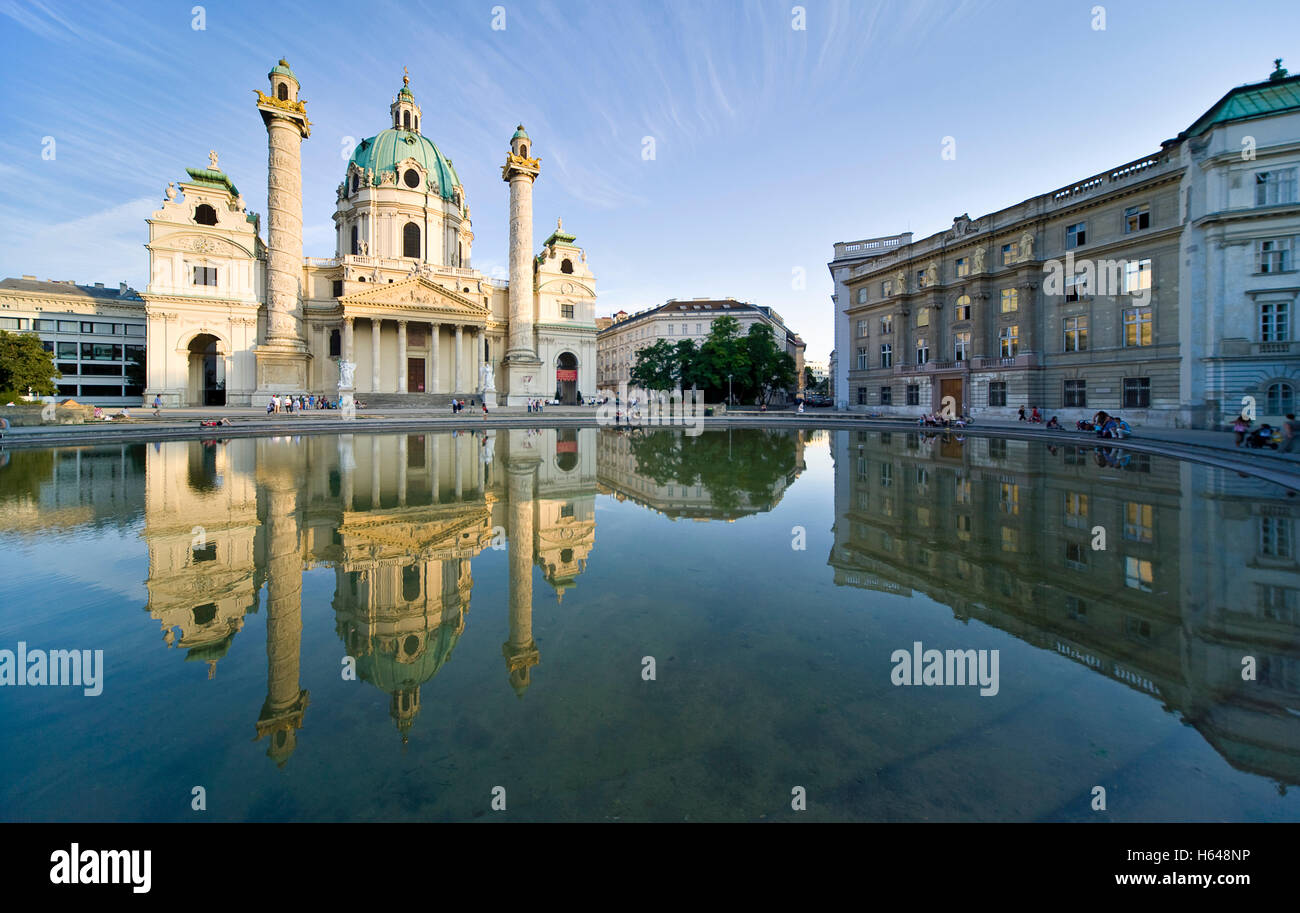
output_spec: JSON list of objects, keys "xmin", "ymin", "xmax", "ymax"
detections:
[
  {"xmin": 917, "ymin": 412, "xmax": 970, "ymax": 428},
  {"xmin": 1071, "ymin": 410, "xmax": 1130, "ymax": 438},
  {"xmin": 1233, "ymin": 412, "xmax": 1297, "ymax": 451},
  {"xmin": 526, "ymin": 399, "xmax": 546, "ymax": 413},
  {"xmin": 1017, "ymin": 405, "xmax": 1043, "ymax": 423},
  {"xmin": 450, "ymin": 398, "xmax": 487, "ymax": 414},
  {"xmin": 266, "ymin": 393, "xmax": 347, "ymax": 413}
]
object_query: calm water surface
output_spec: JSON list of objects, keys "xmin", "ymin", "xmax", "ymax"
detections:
[{"xmin": 0, "ymin": 427, "xmax": 1297, "ymax": 821}]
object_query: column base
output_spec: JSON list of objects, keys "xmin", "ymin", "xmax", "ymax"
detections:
[
  {"xmin": 252, "ymin": 345, "xmax": 312, "ymax": 407},
  {"xmin": 501, "ymin": 355, "xmax": 544, "ymax": 406}
]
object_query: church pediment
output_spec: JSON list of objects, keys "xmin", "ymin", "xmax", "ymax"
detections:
[{"xmin": 342, "ymin": 275, "xmax": 488, "ymax": 318}]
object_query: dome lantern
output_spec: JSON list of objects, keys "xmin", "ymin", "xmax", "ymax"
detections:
[{"xmin": 390, "ymin": 67, "xmax": 422, "ymax": 134}]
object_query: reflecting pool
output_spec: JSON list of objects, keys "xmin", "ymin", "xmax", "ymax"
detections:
[{"xmin": 0, "ymin": 427, "xmax": 1297, "ymax": 821}]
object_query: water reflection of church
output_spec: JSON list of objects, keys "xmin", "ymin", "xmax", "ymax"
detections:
[
  {"xmin": 141, "ymin": 428, "xmax": 597, "ymax": 761},
  {"xmin": 828, "ymin": 431, "xmax": 1300, "ymax": 788}
]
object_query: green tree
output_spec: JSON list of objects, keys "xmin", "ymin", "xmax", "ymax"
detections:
[
  {"xmin": 694, "ymin": 315, "xmax": 749, "ymax": 403},
  {"xmin": 0, "ymin": 331, "xmax": 60, "ymax": 397},
  {"xmin": 673, "ymin": 339, "xmax": 699, "ymax": 390},
  {"xmin": 742, "ymin": 323, "xmax": 797, "ymax": 406},
  {"xmin": 630, "ymin": 339, "xmax": 678, "ymax": 391}
]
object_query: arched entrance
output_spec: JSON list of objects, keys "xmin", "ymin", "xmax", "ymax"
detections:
[
  {"xmin": 555, "ymin": 351, "xmax": 578, "ymax": 405},
  {"xmin": 188, "ymin": 334, "xmax": 225, "ymax": 406}
]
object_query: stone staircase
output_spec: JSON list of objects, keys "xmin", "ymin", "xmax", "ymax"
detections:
[{"xmin": 352, "ymin": 392, "xmax": 479, "ymax": 409}]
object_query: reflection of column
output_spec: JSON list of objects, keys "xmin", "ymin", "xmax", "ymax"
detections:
[
  {"xmin": 454, "ymin": 324, "xmax": 463, "ymax": 393},
  {"xmin": 398, "ymin": 435, "xmax": 408, "ymax": 507},
  {"xmin": 371, "ymin": 435, "xmax": 381, "ymax": 505},
  {"xmin": 255, "ymin": 479, "xmax": 309, "ymax": 765},
  {"xmin": 426, "ymin": 433, "xmax": 438, "ymax": 502},
  {"xmin": 397, "ymin": 320, "xmax": 408, "ymax": 394},
  {"xmin": 371, "ymin": 318, "xmax": 382, "ymax": 392},
  {"xmin": 454, "ymin": 436, "xmax": 463, "ymax": 500},
  {"xmin": 339, "ymin": 434, "xmax": 355, "ymax": 510},
  {"xmin": 503, "ymin": 441, "xmax": 540, "ymax": 696}
]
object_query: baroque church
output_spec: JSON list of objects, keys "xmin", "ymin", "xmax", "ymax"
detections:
[{"xmin": 142, "ymin": 61, "xmax": 597, "ymax": 408}]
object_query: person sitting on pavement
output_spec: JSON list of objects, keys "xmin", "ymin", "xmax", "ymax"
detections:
[{"xmin": 1046, "ymin": 415, "xmax": 1060, "ymax": 429}]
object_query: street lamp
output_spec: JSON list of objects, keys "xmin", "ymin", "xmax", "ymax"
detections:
[{"xmin": 728, "ymin": 374, "xmax": 732, "ymax": 407}]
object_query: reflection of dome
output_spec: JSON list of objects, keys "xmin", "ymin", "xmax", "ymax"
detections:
[
  {"xmin": 353, "ymin": 620, "xmax": 461, "ymax": 693},
  {"xmin": 347, "ymin": 130, "xmax": 461, "ymax": 201}
]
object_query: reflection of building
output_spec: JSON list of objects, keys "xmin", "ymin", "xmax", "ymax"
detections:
[
  {"xmin": 828, "ymin": 429, "xmax": 1300, "ymax": 785},
  {"xmin": 597, "ymin": 427, "xmax": 806, "ymax": 521},
  {"xmin": 130, "ymin": 427, "xmax": 599, "ymax": 756}
]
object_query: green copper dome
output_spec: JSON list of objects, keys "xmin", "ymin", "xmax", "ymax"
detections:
[
  {"xmin": 347, "ymin": 129, "xmax": 461, "ymax": 201},
  {"xmin": 512, "ymin": 124, "xmax": 529, "ymax": 140},
  {"xmin": 269, "ymin": 58, "xmax": 297, "ymax": 81}
]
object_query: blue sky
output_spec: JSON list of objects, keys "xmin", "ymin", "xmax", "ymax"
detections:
[{"xmin": 1, "ymin": 0, "xmax": 1297, "ymax": 359}]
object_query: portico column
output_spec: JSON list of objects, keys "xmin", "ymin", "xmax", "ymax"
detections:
[
  {"xmin": 454, "ymin": 324, "xmax": 464, "ymax": 393},
  {"xmin": 473, "ymin": 328, "xmax": 483, "ymax": 389},
  {"xmin": 429, "ymin": 323, "xmax": 440, "ymax": 394},
  {"xmin": 342, "ymin": 317, "xmax": 354, "ymax": 361},
  {"xmin": 371, "ymin": 318, "xmax": 382, "ymax": 392},
  {"xmin": 397, "ymin": 320, "xmax": 408, "ymax": 393}
]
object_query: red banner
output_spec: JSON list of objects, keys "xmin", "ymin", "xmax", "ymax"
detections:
[
  {"xmin": 556, "ymin": 369, "xmax": 577, "ymax": 381},
  {"xmin": 556, "ymin": 441, "xmax": 577, "ymax": 453}
]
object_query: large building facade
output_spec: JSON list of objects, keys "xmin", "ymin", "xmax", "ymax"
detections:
[
  {"xmin": 830, "ymin": 66, "xmax": 1300, "ymax": 428},
  {"xmin": 4, "ymin": 61, "xmax": 598, "ymax": 408},
  {"xmin": 596, "ymin": 297, "xmax": 806, "ymax": 399}
]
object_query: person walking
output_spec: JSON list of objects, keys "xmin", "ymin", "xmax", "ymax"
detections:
[
  {"xmin": 1018, "ymin": 405, "xmax": 1027, "ymax": 422},
  {"xmin": 152, "ymin": 394, "xmax": 162, "ymax": 417}
]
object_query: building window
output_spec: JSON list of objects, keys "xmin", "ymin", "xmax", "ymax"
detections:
[
  {"xmin": 915, "ymin": 337, "xmax": 929, "ymax": 364},
  {"xmin": 402, "ymin": 222, "xmax": 421, "ymax": 258},
  {"xmin": 194, "ymin": 204, "xmax": 218, "ymax": 226},
  {"xmin": 80, "ymin": 343, "xmax": 122, "ymax": 361},
  {"xmin": 1260, "ymin": 517, "xmax": 1293, "ymax": 558},
  {"xmin": 1256, "ymin": 168, "xmax": 1298, "ymax": 206},
  {"xmin": 1065, "ymin": 271, "xmax": 1085, "ymax": 301},
  {"xmin": 1123, "ymin": 258, "xmax": 1152, "ymax": 295},
  {"xmin": 1065, "ymin": 542, "xmax": 1088, "ymax": 570},
  {"xmin": 695, "ymin": 323, "xmax": 702, "ymax": 335},
  {"xmin": 916, "ymin": 307, "xmax": 929, "ymax": 328},
  {"xmin": 856, "ymin": 347, "xmax": 868, "ymax": 370},
  {"xmin": 988, "ymin": 438, "xmax": 1007, "ymax": 460},
  {"xmin": 999, "ymin": 325, "xmax": 1019, "ymax": 357},
  {"xmin": 1123, "ymin": 308, "xmax": 1152, "ymax": 346},
  {"xmin": 879, "ymin": 343, "xmax": 892, "ymax": 368},
  {"xmin": 855, "ymin": 288, "xmax": 867, "ymax": 305},
  {"xmin": 1066, "ymin": 222, "xmax": 1087, "ymax": 248},
  {"xmin": 1124, "ymin": 502, "xmax": 1154, "ymax": 543},
  {"xmin": 1258, "ymin": 238, "xmax": 1294, "ymax": 273},
  {"xmin": 1124, "ymin": 205, "xmax": 1150, "ymax": 234},
  {"xmin": 880, "ymin": 315, "xmax": 893, "ymax": 335},
  {"xmin": 332, "ymin": 279, "xmax": 343, "ymax": 297},
  {"xmin": 1063, "ymin": 379, "xmax": 1087, "ymax": 407},
  {"xmin": 1261, "ymin": 301, "xmax": 1290, "ymax": 341},
  {"xmin": 329, "ymin": 329, "xmax": 341, "ymax": 357},
  {"xmin": 1123, "ymin": 377, "xmax": 1151, "ymax": 408},
  {"xmin": 1063, "ymin": 315, "xmax": 1088, "ymax": 352},
  {"xmin": 1000, "ymin": 288, "xmax": 1018, "ymax": 313},
  {"xmin": 1267, "ymin": 381, "xmax": 1295, "ymax": 415},
  {"xmin": 560, "ymin": 304, "xmax": 574, "ymax": 319},
  {"xmin": 954, "ymin": 294, "xmax": 971, "ymax": 321},
  {"xmin": 57, "ymin": 341, "xmax": 77, "ymax": 358},
  {"xmin": 192, "ymin": 266, "xmax": 217, "ymax": 286},
  {"xmin": 1001, "ymin": 243, "xmax": 1015, "ymax": 265},
  {"xmin": 953, "ymin": 331, "xmax": 970, "ymax": 361},
  {"xmin": 1125, "ymin": 557, "xmax": 1154, "ymax": 591},
  {"xmin": 856, "ymin": 319, "xmax": 869, "ymax": 337},
  {"xmin": 906, "ymin": 384, "xmax": 920, "ymax": 405},
  {"xmin": 955, "ymin": 257, "xmax": 969, "ymax": 277},
  {"xmin": 857, "ymin": 386, "xmax": 867, "ymax": 405},
  {"xmin": 403, "ymin": 168, "xmax": 421, "ymax": 188},
  {"xmin": 1064, "ymin": 492, "xmax": 1088, "ymax": 529},
  {"xmin": 880, "ymin": 386, "xmax": 892, "ymax": 405},
  {"xmin": 277, "ymin": 82, "xmax": 288, "ymax": 101},
  {"xmin": 988, "ymin": 381, "xmax": 1007, "ymax": 406},
  {"xmin": 882, "ymin": 279, "xmax": 894, "ymax": 296}
]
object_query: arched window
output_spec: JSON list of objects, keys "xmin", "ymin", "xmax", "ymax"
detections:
[
  {"xmin": 520, "ymin": 144, "xmax": 528, "ymax": 158},
  {"xmin": 351, "ymin": 173, "xmax": 359, "ymax": 194},
  {"xmin": 402, "ymin": 565, "xmax": 421, "ymax": 602},
  {"xmin": 329, "ymin": 329, "xmax": 341, "ymax": 357},
  {"xmin": 194, "ymin": 204, "xmax": 217, "ymax": 226},
  {"xmin": 561, "ymin": 258, "xmax": 574, "ymax": 274},
  {"xmin": 403, "ymin": 168, "xmax": 420, "ymax": 189},
  {"xmin": 1267, "ymin": 382, "xmax": 1295, "ymax": 415},
  {"xmin": 277, "ymin": 82, "xmax": 288, "ymax": 101},
  {"xmin": 403, "ymin": 111, "xmax": 411, "ymax": 130},
  {"xmin": 350, "ymin": 225, "xmax": 359, "ymax": 256},
  {"xmin": 403, "ymin": 222, "xmax": 420, "ymax": 259}
]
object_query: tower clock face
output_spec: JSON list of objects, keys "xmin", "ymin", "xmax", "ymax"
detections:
[{"xmin": 404, "ymin": 169, "xmax": 420, "ymax": 188}]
